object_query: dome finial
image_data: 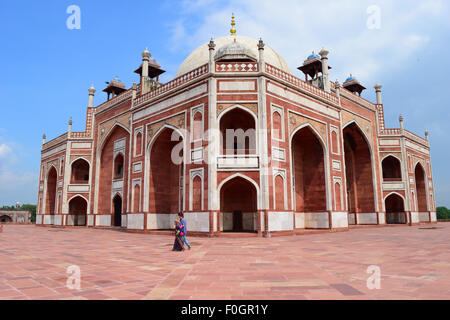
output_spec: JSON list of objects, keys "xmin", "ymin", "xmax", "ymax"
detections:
[{"xmin": 230, "ymin": 13, "xmax": 236, "ymax": 36}]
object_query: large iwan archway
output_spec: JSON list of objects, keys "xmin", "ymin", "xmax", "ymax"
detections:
[
  {"xmin": 220, "ymin": 176, "xmax": 258, "ymax": 233},
  {"xmin": 46, "ymin": 166, "xmax": 58, "ymax": 215},
  {"xmin": 415, "ymin": 163, "xmax": 428, "ymax": 212},
  {"xmin": 343, "ymin": 123, "xmax": 375, "ymax": 221},
  {"xmin": 98, "ymin": 125, "xmax": 130, "ymax": 216},
  {"xmin": 149, "ymin": 127, "xmax": 184, "ymax": 214},
  {"xmin": 291, "ymin": 126, "xmax": 327, "ymax": 212}
]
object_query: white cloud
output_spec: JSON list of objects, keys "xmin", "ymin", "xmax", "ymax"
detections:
[
  {"xmin": 168, "ymin": 0, "xmax": 448, "ymax": 85},
  {"xmin": 0, "ymin": 143, "xmax": 12, "ymax": 159}
]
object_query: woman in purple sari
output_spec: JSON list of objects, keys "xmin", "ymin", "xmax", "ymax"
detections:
[{"xmin": 172, "ymin": 217, "xmax": 185, "ymax": 251}]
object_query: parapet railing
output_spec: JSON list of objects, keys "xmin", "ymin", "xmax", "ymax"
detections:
[
  {"xmin": 265, "ymin": 63, "xmax": 339, "ymax": 105},
  {"xmin": 95, "ymin": 89, "xmax": 133, "ymax": 114},
  {"xmin": 42, "ymin": 132, "xmax": 68, "ymax": 150},
  {"xmin": 339, "ymin": 86, "xmax": 375, "ymax": 110},
  {"xmin": 404, "ymin": 129, "xmax": 428, "ymax": 146},
  {"xmin": 134, "ymin": 64, "xmax": 209, "ymax": 107}
]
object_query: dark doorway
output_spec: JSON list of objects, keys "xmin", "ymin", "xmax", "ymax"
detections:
[
  {"xmin": 220, "ymin": 176, "xmax": 257, "ymax": 233},
  {"xmin": 385, "ymin": 194, "xmax": 406, "ymax": 224},
  {"xmin": 233, "ymin": 211, "xmax": 243, "ymax": 232},
  {"xmin": 113, "ymin": 195, "xmax": 122, "ymax": 227},
  {"xmin": 0, "ymin": 215, "xmax": 12, "ymax": 223},
  {"xmin": 68, "ymin": 196, "xmax": 88, "ymax": 226}
]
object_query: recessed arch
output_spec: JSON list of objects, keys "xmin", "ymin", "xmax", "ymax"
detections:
[
  {"xmin": 219, "ymin": 105, "xmax": 257, "ymax": 156},
  {"xmin": 382, "ymin": 155, "xmax": 402, "ymax": 181},
  {"xmin": 218, "ymin": 173, "xmax": 260, "ymax": 200},
  {"xmin": 274, "ymin": 173, "xmax": 286, "ymax": 211},
  {"xmin": 133, "ymin": 183, "xmax": 141, "ymax": 213},
  {"xmin": 70, "ymin": 158, "xmax": 90, "ymax": 184},
  {"xmin": 272, "ymin": 110, "xmax": 283, "ymax": 140},
  {"xmin": 384, "ymin": 193, "xmax": 406, "ymax": 224},
  {"xmin": 414, "ymin": 162, "xmax": 428, "ymax": 212},
  {"xmin": 45, "ymin": 166, "xmax": 58, "ymax": 215},
  {"xmin": 113, "ymin": 153, "xmax": 125, "ymax": 179},
  {"xmin": 148, "ymin": 126, "xmax": 185, "ymax": 214},
  {"xmin": 217, "ymin": 104, "xmax": 258, "ymax": 123},
  {"xmin": 68, "ymin": 196, "xmax": 88, "ymax": 226},
  {"xmin": 290, "ymin": 124, "xmax": 327, "ymax": 212},
  {"xmin": 143, "ymin": 123, "xmax": 186, "ymax": 212},
  {"xmin": 0, "ymin": 215, "xmax": 12, "ymax": 223},
  {"xmin": 192, "ymin": 175, "xmax": 203, "ymax": 211},
  {"xmin": 96, "ymin": 124, "xmax": 130, "ymax": 215},
  {"xmin": 343, "ymin": 122, "xmax": 376, "ymax": 216},
  {"xmin": 135, "ymin": 131, "xmax": 143, "ymax": 156},
  {"xmin": 192, "ymin": 110, "xmax": 203, "ymax": 142}
]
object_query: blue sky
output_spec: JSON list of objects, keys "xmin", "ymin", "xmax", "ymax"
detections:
[{"xmin": 0, "ymin": 0, "xmax": 449, "ymax": 207}]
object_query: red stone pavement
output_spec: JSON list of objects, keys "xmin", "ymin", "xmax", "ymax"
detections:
[{"xmin": 0, "ymin": 224, "xmax": 449, "ymax": 300}]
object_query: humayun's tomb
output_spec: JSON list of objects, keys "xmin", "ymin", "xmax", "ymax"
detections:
[{"xmin": 36, "ymin": 16, "xmax": 436, "ymax": 236}]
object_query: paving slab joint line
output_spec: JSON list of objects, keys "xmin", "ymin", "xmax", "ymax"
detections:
[{"xmin": 142, "ymin": 249, "xmax": 209, "ymax": 300}]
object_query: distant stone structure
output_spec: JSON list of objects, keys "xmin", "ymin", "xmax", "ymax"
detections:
[{"xmin": 0, "ymin": 209, "xmax": 32, "ymax": 224}]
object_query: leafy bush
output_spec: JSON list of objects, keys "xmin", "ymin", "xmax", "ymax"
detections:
[{"xmin": 436, "ymin": 207, "xmax": 450, "ymax": 220}]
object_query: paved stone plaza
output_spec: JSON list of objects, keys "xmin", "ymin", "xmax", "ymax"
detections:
[{"xmin": 0, "ymin": 224, "xmax": 449, "ymax": 300}]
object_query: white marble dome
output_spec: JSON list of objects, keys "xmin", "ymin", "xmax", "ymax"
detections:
[{"xmin": 175, "ymin": 35, "xmax": 292, "ymax": 77}]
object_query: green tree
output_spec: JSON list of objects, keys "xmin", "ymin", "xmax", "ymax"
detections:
[
  {"xmin": 21, "ymin": 204, "xmax": 37, "ymax": 223},
  {"xmin": 436, "ymin": 206, "xmax": 450, "ymax": 220}
]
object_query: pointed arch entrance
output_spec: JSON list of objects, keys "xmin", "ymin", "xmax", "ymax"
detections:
[
  {"xmin": 415, "ymin": 163, "xmax": 428, "ymax": 212},
  {"xmin": 149, "ymin": 127, "xmax": 184, "ymax": 214},
  {"xmin": 97, "ymin": 125, "xmax": 130, "ymax": 220},
  {"xmin": 291, "ymin": 126, "xmax": 327, "ymax": 212},
  {"xmin": 0, "ymin": 215, "xmax": 12, "ymax": 223},
  {"xmin": 343, "ymin": 123, "xmax": 375, "ymax": 223},
  {"xmin": 220, "ymin": 176, "xmax": 258, "ymax": 233},
  {"xmin": 385, "ymin": 193, "xmax": 406, "ymax": 224},
  {"xmin": 46, "ymin": 167, "xmax": 58, "ymax": 215},
  {"xmin": 68, "ymin": 196, "xmax": 88, "ymax": 226},
  {"xmin": 113, "ymin": 195, "xmax": 122, "ymax": 227}
]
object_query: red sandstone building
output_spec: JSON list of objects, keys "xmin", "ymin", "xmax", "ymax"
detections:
[{"xmin": 36, "ymin": 19, "xmax": 436, "ymax": 236}]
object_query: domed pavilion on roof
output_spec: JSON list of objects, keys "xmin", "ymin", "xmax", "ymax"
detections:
[{"xmin": 36, "ymin": 15, "xmax": 436, "ymax": 235}]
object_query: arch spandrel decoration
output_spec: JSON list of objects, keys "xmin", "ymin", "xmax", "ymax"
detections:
[
  {"xmin": 412, "ymin": 156, "xmax": 426, "ymax": 172},
  {"xmin": 46, "ymin": 159, "xmax": 59, "ymax": 173},
  {"xmin": 98, "ymin": 113, "xmax": 131, "ymax": 147},
  {"xmin": 380, "ymin": 152, "xmax": 402, "ymax": 161},
  {"xmin": 70, "ymin": 155, "xmax": 91, "ymax": 164},
  {"xmin": 342, "ymin": 110, "xmax": 373, "ymax": 146},
  {"xmin": 217, "ymin": 103, "xmax": 258, "ymax": 118},
  {"xmin": 146, "ymin": 113, "xmax": 186, "ymax": 147},
  {"xmin": 288, "ymin": 111, "xmax": 327, "ymax": 144}
]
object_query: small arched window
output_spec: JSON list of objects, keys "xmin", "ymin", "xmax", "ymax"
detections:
[{"xmin": 114, "ymin": 154, "xmax": 124, "ymax": 179}]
